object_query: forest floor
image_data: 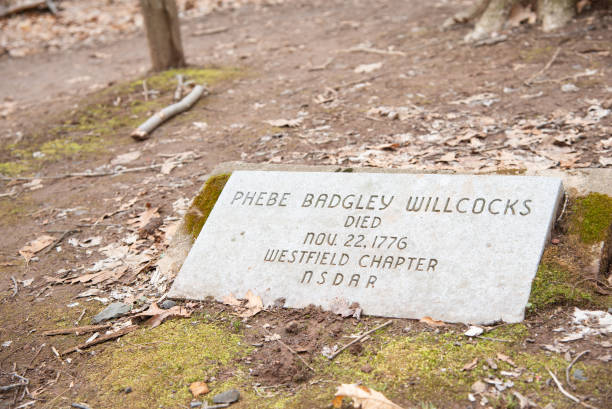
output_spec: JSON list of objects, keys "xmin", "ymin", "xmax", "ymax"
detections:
[{"xmin": 0, "ymin": 0, "xmax": 611, "ymax": 408}]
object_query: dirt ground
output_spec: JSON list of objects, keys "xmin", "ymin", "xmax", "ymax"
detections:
[{"xmin": 0, "ymin": 0, "xmax": 611, "ymax": 408}]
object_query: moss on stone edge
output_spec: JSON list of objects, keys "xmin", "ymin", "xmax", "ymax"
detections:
[
  {"xmin": 183, "ymin": 173, "xmax": 231, "ymax": 241},
  {"xmin": 528, "ymin": 263, "xmax": 595, "ymax": 311},
  {"xmin": 570, "ymin": 192, "xmax": 612, "ymax": 244}
]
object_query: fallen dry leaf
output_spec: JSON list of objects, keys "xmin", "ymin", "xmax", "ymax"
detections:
[
  {"xmin": 129, "ymin": 205, "xmax": 160, "ymax": 229},
  {"xmin": 462, "ymin": 358, "xmax": 478, "ymax": 371},
  {"xmin": 241, "ymin": 289, "xmax": 263, "ymax": 318},
  {"xmin": 134, "ymin": 302, "xmax": 191, "ymax": 328},
  {"xmin": 496, "ymin": 353, "xmax": 517, "ymax": 367},
  {"xmin": 19, "ymin": 234, "xmax": 55, "ymax": 262},
  {"xmin": 223, "ymin": 290, "xmax": 263, "ymax": 317},
  {"xmin": 334, "ymin": 384, "xmax": 404, "ymax": 409},
  {"xmin": 419, "ymin": 316, "xmax": 445, "ymax": 327},
  {"xmin": 189, "ymin": 381, "xmax": 209, "ymax": 398}
]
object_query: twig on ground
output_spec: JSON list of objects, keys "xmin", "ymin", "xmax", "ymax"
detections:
[
  {"xmin": 566, "ymin": 350, "xmax": 590, "ymax": 390},
  {"xmin": 262, "ymin": 327, "xmax": 314, "ymax": 371},
  {"xmin": 43, "ymin": 229, "xmax": 79, "ymax": 254},
  {"xmin": 142, "ymin": 80, "xmax": 149, "ymax": 101},
  {"xmin": 75, "ymin": 308, "xmax": 86, "ymax": 326},
  {"xmin": 308, "ymin": 57, "xmax": 334, "ymax": 71},
  {"xmin": 26, "ymin": 344, "xmax": 45, "ymax": 370},
  {"xmin": 556, "ymin": 192, "xmax": 568, "ymax": 223},
  {"xmin": 131, "ymin": 84, "xmax": 207, "ymax": 141},
  {"xmin": 174, "ymin": 74, "xmax": 184, "ymax": 101},
  {"xmin": 10, "ymin": 276, "xmax": 18, "ymax": 297},
  {"xmin": 192, "ymin": 26, "xmax": 229, "ymax": 36},
  {"xmin": 548, "ymin": 368, "xmax": 600, "ymax": 409},
  {"xmin": 339, "ymin": 45, "xmax": 406, "ymax": 57},
  {"xmin": 15, "ymin": 401, "xmax": 36, "ymax": 409},
  {"xmin": 71, "ymin": 403, "xmax": 92, "ymax": 409},
  {"xmin": 0, "ymin": 373, "xmax": 29, "ymax": 392},
  {"xmin": 476, "ymin": 336, "xmax": 512, "ymax": 343},
  {"xmin": 339, "ymin": 73, "xmax": 385, "ymax": 89},
  {"xmin": 43, "ymin": 323, "xmax": 111, "ymax": 337},
  {"xmin": 0, "ymin": 163, "xmax": 164, "ymax": 181},
  {"xmin": 525, "ymin": 46, "xmax": 561, "ymax": 86},
  {"xmin": 328, "ymin": 320, "xmax": 392, "ymax": 360},
  {"xmin": 473, "ymin": 35, "xmax": 508, "ymax": 47},
  {"xmin": 61, "ymin": 325, "xmax": 138, "ymax": 355}
]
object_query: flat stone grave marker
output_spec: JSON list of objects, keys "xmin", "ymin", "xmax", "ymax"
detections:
[{"xmin": 169, "ymin": 171, "xmax": 563, "ymax": 323}]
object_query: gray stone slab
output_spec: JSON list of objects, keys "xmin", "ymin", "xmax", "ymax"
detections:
[{"xmin": 168, "ymin": 171, "xmax": 563, "ymax": 324}]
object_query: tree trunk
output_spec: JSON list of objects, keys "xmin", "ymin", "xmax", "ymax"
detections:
[
  {"xmin": 538, "ymin": 0, "xmax": 576, "ymax": 32},
  {"xmin": 465, "ymin": 0, "xmax": 517, "ymax": 42},
  {"xmin": 140, "ymin": 0, "xmax": 186, "ymax": 71}
]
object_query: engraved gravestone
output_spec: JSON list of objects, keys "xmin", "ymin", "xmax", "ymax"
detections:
[{"xmin": 168, "ymin": 171, "xmax": 563, "ymax": 323}]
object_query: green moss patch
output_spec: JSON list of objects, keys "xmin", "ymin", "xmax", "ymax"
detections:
[
  {"xmin": 528, "ymin": 263, "xmax": 595, "ymax": 311},
  {"xmin": 570, "ymin": 193, "xmax": 612, "ymax": 244},
  {"xmin": 85, "ymin": 315, "xmax": 251, "ymax": 409},
  {"xmin": 183, "ymin": 173, "xmax": 231, "ymax": 241}
]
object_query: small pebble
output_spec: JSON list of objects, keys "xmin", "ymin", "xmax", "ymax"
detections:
[
  {"xmin": 124, "ymin": 386, "xmax": 132, "ymax": 394},
  {"xmin": 160, "ymin": 299, "xmax": 177, "ymax": 310},
  {"xmin": 212, "ymin": 389, "xmax": 240, "ymax": 404},
  {"xmin": 360, "ymin": 364, "xmax": 373, "ymax": 373}
]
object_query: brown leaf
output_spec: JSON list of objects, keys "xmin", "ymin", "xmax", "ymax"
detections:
[
  {"xmin": 129, "ymin": 205, "xmax": 160, "ymax": 229},
  {"xmin": 420, "ymin": 316, "xmax": 446, "ymax": 327},
  {"xmin": 222, "ymin": 290, "xmax": 263, "ymax": 318},
  {"xmin": 19, "ymin": 234, "xmax": 55, "ymax": 262},
  {"xmin": 496, "ymin": 353, "xmax": 517, "ymax": 367},
  {"xmin": 240, "ymin": 289, "xmax": 263, "ymax": 318},
  {"xmin": 334, "ymin": 384, "xmax": 404, "ymax": 409},
  {"xmin": 71, "ymin": 266, "xmax": 127, "ymax": 285},
  {"xmin": 462, "ymin": 358, "xmax": 478, "ymax": 371},
  {"xmin": 189, "ymin": 381, "xmax": 209, "ymax": 398},
  {"xmin": 134, "ymin": 302, "xmax": 191, "ymax": 328}
]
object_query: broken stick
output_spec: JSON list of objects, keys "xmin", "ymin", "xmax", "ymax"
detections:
[
  {"xmin": 43, "ymin": 324, "xmax": 111, "ymax": 337},
  {"xmin": 61, "ymin": 325, "xmax": 138, "ymax": 355},
  {"xmin": 131, "ymin": 84, "xmax": 207, "ymax": 141},
  {"xmin": 328, "ymin": 320, "xmax": 392, "ymax": 360},
  {"xmin": 566, "ymin": 350, "xmax": 590, "ymax": 390}
]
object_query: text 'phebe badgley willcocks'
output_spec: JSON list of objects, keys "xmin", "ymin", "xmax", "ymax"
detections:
[{"xmin": 229, "ymin": 190, "xmax": 534, "ymax": 289}]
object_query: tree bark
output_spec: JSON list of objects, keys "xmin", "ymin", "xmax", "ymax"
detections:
[
  {"xmin": 465, "ymin": 0, "xmax": 518, "ymax": 42},
  {"xmin": 139, "ymin": 0, "xmax": 186, "ymax": 71},
  {"xmin": 538, "ymin": 0, "xmax": 576, "ymax": 32}
]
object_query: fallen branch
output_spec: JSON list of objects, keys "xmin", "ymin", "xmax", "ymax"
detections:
[
  {"xmin": 476, "ymin": 336, "xmax": 512, "ymax": 343},
  {"xmin": 547, "ymin": 367, "xmax": 600, "ymax": 409},
  {"xmin": 340, "ymin": 45, "xmax": 406, "ymax": 57},
  {"xmin": 0, "ymin": 163, "xmax": 163, "ymax": 181},
  {"xmin": 43, "ymin": 324, "xmax": 112, "ymax": 337},
  {"xmin": 131, "ymin": 84, "xmax": 207, "ymax": 141},
  {"xmin": 192, "ymin": 26, "xmax": 229, "ymax": 36},
  {"xmin": 262, "ymin": 327, "xmax": 314, "ymax": 371},
  {"xmin": 0, "ymin": 373, "xmax": 28, "ymax": 392},
  {"xmin": 61, "ymin": 325, "xmax": 138, "ymax": 355},
  {"xmin": 473, "ymin": 35, "xmax": 508, "ymax": 47},
  {"xmin": 0, "ymin": 0, "xmax": 56, "ymax": 19},
  {"xmin": 525, "ymin": 46, "xmax": 561, "ymax": 86},
  {"xmin": 328, "ymin": 320, "xmax": 392, "ymax": 360},
  {"xmin": 43, "ymin": 229, "xmax": 80, "ymax": 254},
  {"xmin": 566, "ymin": 350, "xmax": 589, "ymax": 391},
  {"xmin": 173, "ymin": 74, "xmax": 184, "ymax": 101}
]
